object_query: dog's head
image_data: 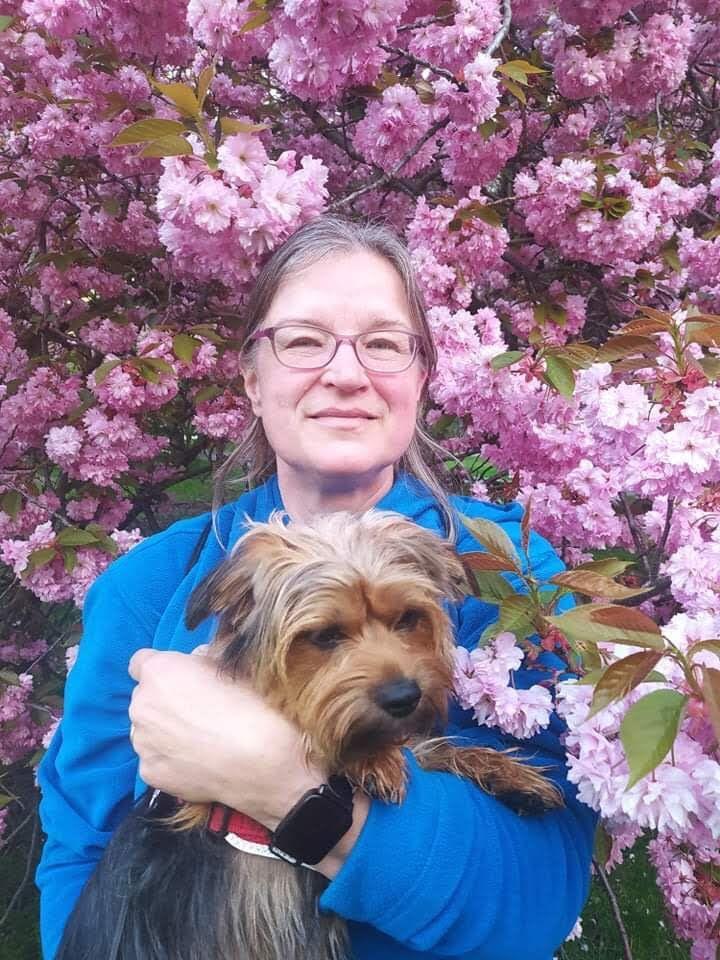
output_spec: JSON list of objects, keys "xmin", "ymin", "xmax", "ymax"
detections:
[{"xmin": 186, "ymin": 511, "xmax": 468, "ymax": 770}]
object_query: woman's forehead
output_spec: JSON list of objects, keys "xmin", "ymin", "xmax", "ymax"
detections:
[{"xmin": 264, "ymin": 250, "xmax": 413, "ymax": 327}]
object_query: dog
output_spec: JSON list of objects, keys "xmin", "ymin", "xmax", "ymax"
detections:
[{"xmin": 57, "ymin": 510, "xmax": 562, "ymax": 960}]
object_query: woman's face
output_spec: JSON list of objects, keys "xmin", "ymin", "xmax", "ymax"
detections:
[{"xmin": 242, "ymin": 249, "xmax": 427, "ymax": 488}]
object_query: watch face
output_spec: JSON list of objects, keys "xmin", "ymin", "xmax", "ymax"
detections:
[{"xmin": 271, "ymin": 793, "xmax": 354, "ymax": 865}]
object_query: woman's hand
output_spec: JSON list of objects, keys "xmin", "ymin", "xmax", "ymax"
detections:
[{"xmin": 127, "ymin": 648, "xmax": 325, "ymax": 829}]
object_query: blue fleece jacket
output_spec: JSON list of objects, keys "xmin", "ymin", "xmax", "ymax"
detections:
[{"xmin": 36, "ymin": 473, "xmax": 596, "ymax": 960}]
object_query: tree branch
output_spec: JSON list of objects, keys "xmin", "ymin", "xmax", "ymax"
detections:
[
  {"xmin": 329, "ymin": 116, "xmax": 450, "ymax": 210},
  {"xmin": 379, "ymin": 43, "xmax": 459, "ymax": 84},
  {"xmin": 593, "ymin": 858, "xmax": 634, "ymax": 960},
  {"xmin": 487, "ymin": 0, "xmax": 512, "ymax": 57}
]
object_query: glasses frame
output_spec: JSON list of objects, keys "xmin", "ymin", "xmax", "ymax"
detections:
[{"xmin": 248, "ymin": 323, "xmax": 424, "ymax": 373}]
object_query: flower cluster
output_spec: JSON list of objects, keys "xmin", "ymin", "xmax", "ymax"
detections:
[
  {"xmin": 2, "ymin": 1, "xmax": 720, "ymax": 952},
  {"xmin": 454, "ymin": 633, "xmax": 554, "ymax": 739}
]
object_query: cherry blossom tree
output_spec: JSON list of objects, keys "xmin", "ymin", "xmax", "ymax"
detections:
[{"xmin": 1, "ymin": 1, "xmax": 719, "ymax": 954}]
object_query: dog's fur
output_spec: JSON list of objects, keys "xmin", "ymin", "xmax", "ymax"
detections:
[{"xmin": 58, "ymin": 511, "xmax": 562, "ymax": 960}]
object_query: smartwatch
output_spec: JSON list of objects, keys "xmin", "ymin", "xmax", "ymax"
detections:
[{"xmin": 269, "ymin": 775, "xmax": 354, "ymax": 866}]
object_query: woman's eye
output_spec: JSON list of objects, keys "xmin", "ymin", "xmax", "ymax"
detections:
[
  {"xmin": 366, "ymin": 338, "xmax": 401, "ymax": 352},
  {"xmin": 287, "ymin": 336, "xmax": 323, "ymax": 348},
  {"xmin": 395, "ymin": 608, "xmax": 424, "ymax": 631}
]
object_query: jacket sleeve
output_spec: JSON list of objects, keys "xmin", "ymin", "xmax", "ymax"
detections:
[
  {"xmin": 35, "ymin": 568, "xmax": 154, "ymax": 959},
  {"xmin": 320, "ymin": 524, "xmax": 597, "ymax": 959}
]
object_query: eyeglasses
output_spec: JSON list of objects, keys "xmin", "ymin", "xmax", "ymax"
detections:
[{"xmin": 248, "ymin": 323, "xmax": 423, "ymax": 373}]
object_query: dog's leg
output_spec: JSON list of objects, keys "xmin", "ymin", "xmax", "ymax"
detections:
[
  {"xmin": 411, "ymin": 740, "xmax": 564, "ymax": 815},
  {"xmin": 346, "ymin": 747, "xmax": 409, "ymax": 804}
]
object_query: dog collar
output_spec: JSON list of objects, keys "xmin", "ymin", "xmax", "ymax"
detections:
[{"xmin": 207, "ymin": 803, "xmax": 282, "ymax": 862}]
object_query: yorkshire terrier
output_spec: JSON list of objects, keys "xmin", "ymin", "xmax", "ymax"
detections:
[{"xmin": 58, "ymin": 511, "xmax": 562, "ymax": 960}]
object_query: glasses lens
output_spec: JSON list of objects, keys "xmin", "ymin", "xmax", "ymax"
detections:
[
  {"xmin": 358, "ymin": 330, "xmax": 416, "ymax": 371},
  {"xmin": 274, "ymin": 325, "xmax": 334, "ymax": 368}
]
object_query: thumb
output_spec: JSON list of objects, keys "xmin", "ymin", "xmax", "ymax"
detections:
[{"xmin": 128, "ymin": 647, "xmax": 159, "ymax": 682}]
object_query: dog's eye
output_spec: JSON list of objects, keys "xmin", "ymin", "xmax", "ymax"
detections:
[
  {"xmin": 395, "ymin": 608, "xmax": 424, "ymax": 631},
  {"xmin": 305, "ymin": 626, "xmax": 346, "ymax": 649}
]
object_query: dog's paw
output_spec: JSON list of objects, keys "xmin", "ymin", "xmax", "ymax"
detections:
[{"xmin": 349, "ymin": 751, "xmax": 408, "ymax": 804}]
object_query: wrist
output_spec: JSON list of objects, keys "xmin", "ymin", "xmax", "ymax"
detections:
[
  {"xmin": 262, "ymin": 764, "xmax": 327, "ymax": 831},
  {"xmin": 314, "ymin": 792, "xmax": 371, "ymax": 878}
]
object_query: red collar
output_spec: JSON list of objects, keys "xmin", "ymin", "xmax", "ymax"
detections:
[{"xmin": 207, "ymin": 802, "xmax": 272, "ymax": 846}]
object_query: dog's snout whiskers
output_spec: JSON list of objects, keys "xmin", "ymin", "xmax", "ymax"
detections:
[{"xmin": 373, "ymin": 678, "xmax": 422, "ymax": 718}]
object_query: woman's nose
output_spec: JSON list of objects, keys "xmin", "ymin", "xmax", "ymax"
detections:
[{"xmin": 320, "ymin": 340, "xmax": 370, "ymax": 387}]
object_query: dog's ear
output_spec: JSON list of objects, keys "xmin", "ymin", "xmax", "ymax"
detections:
[
  {"xmin": 367, "ymin": 513, "xmax": 469, "ymax": 601},
  {"xmin": 185, "ymin": 557, "xmax": 252, "ymax": 631},
  {"xmin": 184, "ymin": 520, "xmax": 299, "ymax": 632},
  {"xmin": 410, "ymin": 533, "xmax": 470, "ymax": 602}
]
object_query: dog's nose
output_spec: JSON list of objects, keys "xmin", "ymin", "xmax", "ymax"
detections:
[{"xmin": 374, "ymin": 679, "xmax": 422, "ymax": 718}]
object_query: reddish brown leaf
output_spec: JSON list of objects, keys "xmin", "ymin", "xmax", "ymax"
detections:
[
  {"xmin": 620, "ymin": 316, "xmax": 670, "ymax": 336},
  {"xmin": 701, "ymin": 666, "xmax": 720, "ymax": 744},
  {"xmin": 588, "ymin": 650, "xmax": 663, "ymax": 718},
  {"xmin": 589, "ymin": 605, "xmax": 661, "ymax": 635},
  {"xmin": 550, "ymin": 570, "xmax": 645, "ymax": 600},
  {"xmin": 463, "ymin": 551, "xmax": 518, "ymax": 574}
]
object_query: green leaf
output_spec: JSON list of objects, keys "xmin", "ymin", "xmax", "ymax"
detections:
[
  {"xmin": 110, "ymin": 118, "xmax": 186, "ymax": 146},
  {"xmin": 660, "ymin": 238, "xmax": 681, "ymax": 273},
  {"xmin": 481, "ymin": 594, "xmax": 536, "ymax": 643},
  {"xmin": 620, "ymin": 689, "xmax": 687, "ymax": 789},
  {"xmin": 56, "ymin": 527, "xmax": 101, "ymax": 547},
  {"xmin": 501, "ymin": 77, "xmax": 526, "ymax": 104},
  {"xmin": 24, "ymin": 546, "xmax": 57, "ymax": 574},
  {"xmin": 194, "ymin": 384, "xmax": 222, "ymax": 404},
  {"xmin": 698, "ymin": 357, "xmax": 720, "ymax": 382},
  {"xmin": 153, "ymin": 81, "xmax": 201, "ymax": 119},
  {"xmin": 461, "ymin": 516, "xmax": 521, "ymax": 570},
  {"xmin": 477, "ymin": 118, "xmax": 502, "ymax": 140},
  {"xmin": 1, "ymin": 490, "xmax": 22, "ymax": 519},
  {"xmin": 0, "ymin": 670, "xmax": 20, "ymax": 685},
  {"xmin": 131, "ymin": 356, "xmax": 174, "ymax": 383},
  {"xmin": 220, "ymin": 117, "xmax": 269, "ymax": 136},
  {"xmin": 588, "ymin": 650, "xmax": 664, "ymax": 719},
  {"xmin": 139, "ymin": 134, "xmax": 193, "ymax": 158},
  {"xmin": 546, "ymin": 604, "xmax": 664, "ymax": 650},
  {"xmin": 543, "ymin": 355, "xmax": 575, "ymax": 396},
  {"xmin": 93, "ymin": 358, "xmax": 123, "ymax": 386},
  {"xmin": 0, "ymin": 794, "xmax": 14, "ymax": 809},
  {"xmin": 468, "ymin": 570, "xmax": 516, "ymax": 603},
  {"xmin": 240, "ymin": 9, "xmax": 271, "ymax": 31},
  {"xmin": 62, "ymin": 547, "xmax": 77, "ymax": 574},
  {"xmin": 86, "ymin": 523, "xmax": 119, "ymax": 555},
  {"xmin": 575, "ymin": 558, "xmax": 634, "ymax": 578},
  {"xmin": 497, "ymin": 60, "xmax": 541, "ymax": 84},
  {"xmin": 0, "ymin": 15, "xmax": 14, "ymax": 30},
  {"xmin": 490, "ymin": 350, "xmax": 523, "ymax": 371},
  {"xmin": 197, "ymin": 65, "xmax": 215, "ymax": 111},
  {"xmin": 473, "ymin": 205, "xmax": 503, "ymax": 228},
  {"xmin": 173, "ymin": 333, "xmax": 202, "ymax": 363}
]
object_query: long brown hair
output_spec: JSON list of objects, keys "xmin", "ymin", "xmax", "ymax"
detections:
[{"xmin": 212, "ymin": 215, "xmax": 458, "ymax": 539}]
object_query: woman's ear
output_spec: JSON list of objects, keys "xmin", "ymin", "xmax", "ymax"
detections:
[{"xmin": 240, "ymin": 359, "xmax": 262, "ymax": 417}]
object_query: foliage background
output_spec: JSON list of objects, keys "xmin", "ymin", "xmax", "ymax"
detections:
[{"xmin": 1, "ymin": 0, "xmax": 720, "ymax": 956}]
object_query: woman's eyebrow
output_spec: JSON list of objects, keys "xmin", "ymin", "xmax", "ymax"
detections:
[{"xmin": 271, "ymin": 316, "xmax": 413, "ymax": 330}]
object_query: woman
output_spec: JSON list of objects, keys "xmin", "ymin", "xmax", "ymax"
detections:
[{"xmin": 37, "ymin": 216, "xmax": 596, "ymax": 959}]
